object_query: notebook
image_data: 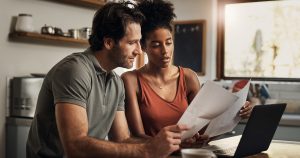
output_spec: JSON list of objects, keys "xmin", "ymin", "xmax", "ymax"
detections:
[{"xmin": 202, "ymin": 103, "xmax": 286, "ymax": 157}]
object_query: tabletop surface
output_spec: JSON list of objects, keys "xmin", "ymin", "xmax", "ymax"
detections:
[{"xmin": 169, "ymin": 138, "xmax": 300, "ymax": 158}]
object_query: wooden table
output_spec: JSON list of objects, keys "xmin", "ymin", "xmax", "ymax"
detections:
[
  {"xmin": 169, "ymin": 139, "xmax": 300, "ymax": 158},
  {"xmin": 254, "ymin": 140, "xmax": 300, "ymax": 158}
]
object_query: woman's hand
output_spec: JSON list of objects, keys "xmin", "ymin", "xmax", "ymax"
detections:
[
  {"xmin": 239, "ymin": 101, "xmax": 253, "ymax": 119},
  {"xmin": 180, "ymin": 133, "xmax": 210, "ymax": 148}
]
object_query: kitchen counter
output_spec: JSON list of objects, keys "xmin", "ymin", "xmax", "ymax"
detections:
[
  {"xmin": 6, "ymin": 117, "xmax": 33, "ymax": 126},
  {"xmin": 6, "ymin": 117, "xmax": 32, "ymax": 158}
]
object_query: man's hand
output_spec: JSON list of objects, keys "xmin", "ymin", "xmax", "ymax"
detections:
[
  {"xmin": 145, "ymin": 124, "xmax": 189, "ymax": 158},
  {"xmin": 239, "ymin": 101, "xmax": 253, "ymax": 119}
]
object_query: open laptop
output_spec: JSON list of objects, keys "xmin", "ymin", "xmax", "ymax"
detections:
[{"xmin": 203, "ymin": 103, "xmax": 286, "ymax": 157}]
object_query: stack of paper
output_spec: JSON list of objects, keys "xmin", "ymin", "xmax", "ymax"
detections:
[{"xmin": 177, "ymin": 80, "xmax": 250, "ymax": 139}]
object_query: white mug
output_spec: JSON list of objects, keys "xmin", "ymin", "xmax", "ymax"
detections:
[{"xmin": 181, "ymin": 149, "xmax": 217, "ymax": 158}]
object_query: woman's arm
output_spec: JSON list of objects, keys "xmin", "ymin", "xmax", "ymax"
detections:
[
  {"xmin": 121, "ymin": 71, "xmax": 151, "ymax": 139},
  {"xmin": 183, "ymin": 68, "xmax": 201, "ymax": 103}
]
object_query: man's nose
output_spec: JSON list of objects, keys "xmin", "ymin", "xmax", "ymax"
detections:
[{"xmin": 134, "ymin": 42, "xmax": 142, "ymax": 55}]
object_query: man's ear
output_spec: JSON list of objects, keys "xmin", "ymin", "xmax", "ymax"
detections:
[{"xmin": 103, "ymin": 37, "xmax": 115, "ymax": 50}]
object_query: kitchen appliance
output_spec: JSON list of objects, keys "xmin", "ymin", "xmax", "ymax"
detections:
[
  {"xmin": 10, "ymin": 77, "xmax": 44, "ymax": 118},
  {"xmin": 41, "ymin": 25, "xmax": 55, "ymax": 35},
  {"xmin": 41, "ymin": 25, "xmax": 64, "ymax": 36}
]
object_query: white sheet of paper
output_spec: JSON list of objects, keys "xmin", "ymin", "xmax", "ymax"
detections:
[
  {"xmin": 178, "ymin": 81, "xmax": 238, "ymax": 140},
  {"xmin": 178, "ymin": 111, "xmax": 210, "ymax": 140},
  {"xmin": 204, "ymin": 80, "xmax": 250, "ymax": 137}
]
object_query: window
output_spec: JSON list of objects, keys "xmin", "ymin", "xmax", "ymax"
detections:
[{"xmin": 217, "ymin": 0, "xmax": 300, "ymax": 81}]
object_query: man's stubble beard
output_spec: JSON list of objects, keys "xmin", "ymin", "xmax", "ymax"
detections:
[{"xmin": 109, "ymin": 45, "xmax": 133, "ymax": 69}]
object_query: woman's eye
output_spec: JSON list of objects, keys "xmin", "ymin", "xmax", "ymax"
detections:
[
  {"xmin": 166, "ymin": 39, "xmax": 173, "ymax": 45},
  {"xmin": 166, "ymin": 42, "xmax": 173, "ymax": 45},
  {"xmin": 151, "ymin": 43, "xmax": 160, "ymax": 47}
]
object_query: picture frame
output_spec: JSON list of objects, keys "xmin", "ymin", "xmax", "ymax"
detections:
[{"xmin": 173, "ymin": 20, "xmax": 206, "ymax": 75}]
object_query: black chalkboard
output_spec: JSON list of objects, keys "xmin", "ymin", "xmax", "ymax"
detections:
[{"xmin": 173, "ymin": 20, "xmax": 206, "ymax": 75}]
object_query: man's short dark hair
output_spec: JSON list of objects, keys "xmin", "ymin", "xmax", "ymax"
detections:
[{"xmin": 89, "ymin": 1, "xmax": 144, "ymax": 51}]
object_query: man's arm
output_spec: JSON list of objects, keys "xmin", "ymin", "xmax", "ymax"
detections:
[
  {"xmin": 109, "ymin": 111, "xmax": 149, "ymax": 144},
  {"xmin": 55, "ymin": 103, "xmax": 145, "ymax": 158},
  {"xmin": 56, "ymin": 103, "xmax": 188, "ymax": 158}
]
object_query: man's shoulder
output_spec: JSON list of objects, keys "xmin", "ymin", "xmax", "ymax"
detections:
[
  {"xmin": 46, "ymin": 52, "xmax": 93, "ymax": 81},
  {"xmin": 61, "ymin": 52, "xmax": 90, "ymax": 66},
  {"xmin": 56, "ymin": 52, "xmax": 92, "ymax": 71}
]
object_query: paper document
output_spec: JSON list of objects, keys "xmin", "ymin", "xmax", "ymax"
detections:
[
  {"xmin": 204, "ymin": 80, "xmax": 250, "ymax": 137},
  {"xmin": 178, "ymin": 81, "xmax": 239, "ymax": 140}
]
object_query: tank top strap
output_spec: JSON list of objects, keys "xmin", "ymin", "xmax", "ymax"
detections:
[
  {"xmin": 178, "ymin": 67, "xmax": 188, "ymax": 97},
  {"xmin": 135, "ymin": 70, "xmax": 146, "ymax": 101}
]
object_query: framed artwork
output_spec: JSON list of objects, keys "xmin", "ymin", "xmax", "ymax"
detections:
[
  {"xmin": 173, "ymin": 20, "xmax": 206, "ymax": 75},
  {"xmin": 217, "ymin": 0, "xmax": 300, "ymax": 81}
]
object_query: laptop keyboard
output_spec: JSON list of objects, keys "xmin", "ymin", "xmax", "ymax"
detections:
[{"xmin": 213, "ymin": 146, "xmax": 237, "ymax": 156}]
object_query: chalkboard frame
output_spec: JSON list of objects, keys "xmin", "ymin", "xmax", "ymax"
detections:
[{"xmin": 172, "ymin": 20, "xmax": 206, "ymax": 76}]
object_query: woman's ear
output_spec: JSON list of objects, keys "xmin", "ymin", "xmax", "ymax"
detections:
[{"xmin": 103, "ymin": 37, "xmax": 115, "ymax": 50}]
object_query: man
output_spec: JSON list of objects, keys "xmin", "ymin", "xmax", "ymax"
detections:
[{"xmin": 26, "ymin": 2, "xmax": 188, "ymax": 158}]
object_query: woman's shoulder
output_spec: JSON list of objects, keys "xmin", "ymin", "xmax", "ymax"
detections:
[
  {"xmin": 181, "ymin": 67, "xmax": 201, "ymax": 96},
  {"xmin": 121, "ymin": 69, "xmax": 138, "ymax": 81},
  {"xmin": 181, "ymin": 67, "xmax": 198, "ymax": 81},
  {"xmin": 121, "ymin": 69, "xmax": 142, "ymax": 92}
]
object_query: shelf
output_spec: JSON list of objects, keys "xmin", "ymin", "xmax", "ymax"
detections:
[
  {"xmin": 52, "ymin": 0, "xmax": 106, "ymax": 9},
  {"xmin": 9, "ymin": 31, "xmax": 89, "ymax": 47}
]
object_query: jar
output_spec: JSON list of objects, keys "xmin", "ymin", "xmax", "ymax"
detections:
[
  {"xmin": 15, "ymin": 13, "xmax": 34, "ymax": 32},
  {"xmin": 79, "ymin": 27, "xmax": 91, "ymax": 39},
  {"xmin": 68, "ymin": 29, "xmax": 79, "ymax": 39}
]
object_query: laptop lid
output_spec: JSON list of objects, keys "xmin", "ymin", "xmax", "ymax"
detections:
[{"xmin": 234, "ymin": 103, "xmax": 286, "ymax": 157}]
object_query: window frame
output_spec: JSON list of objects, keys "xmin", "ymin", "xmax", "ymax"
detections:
[{"xmin": 216, "ymin": 0, "xmax": 300, "ymax": 82}]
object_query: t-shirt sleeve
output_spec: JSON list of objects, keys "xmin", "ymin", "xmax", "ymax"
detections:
[
  {"xmin": 52, "ymin": 59, "xmax": 91, "ymax": 108},
  {"xmin": 117, "ymin": 78, "xmax": 125, "ymax": 111}
]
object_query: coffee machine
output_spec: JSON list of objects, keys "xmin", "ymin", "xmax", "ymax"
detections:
[{"xmin": 10, "ymin": 77, "xmax": 44, "ymax": 118}]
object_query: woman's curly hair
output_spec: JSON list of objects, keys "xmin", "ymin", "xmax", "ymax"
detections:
[{"xmin": 137, "ymin": 0, "xmax": 176, "ymax": 46}]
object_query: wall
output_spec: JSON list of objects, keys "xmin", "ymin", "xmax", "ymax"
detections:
[
  {"xmin": 0, "ymin": 0, "xmax": 217, "ymax": 157},
  {"xmin": 172, "ymin": 0, "xmax": 217, "ymax": 83}
]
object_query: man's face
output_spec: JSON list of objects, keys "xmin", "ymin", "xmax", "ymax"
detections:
[{"xmin": 109, "ymin": 23, "xmax": 142, "ymax": 69}]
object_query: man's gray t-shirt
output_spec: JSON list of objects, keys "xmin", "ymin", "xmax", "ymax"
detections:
[{"xmin": 27, "ymin": 49, "xmax": 125, "ymax": 157}]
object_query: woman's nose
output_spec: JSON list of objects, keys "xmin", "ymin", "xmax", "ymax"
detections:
[{"xmin": 162, "ymin": 45, "xmax": 168, "ymax": 55}]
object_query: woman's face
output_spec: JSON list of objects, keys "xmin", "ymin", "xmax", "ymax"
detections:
[{"xmin": 144, "ymin": 28, "xmax": 174, "ymax": 68}]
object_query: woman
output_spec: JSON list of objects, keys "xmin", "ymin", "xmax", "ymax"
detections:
[{"xmin": 122, "ymin": 0, "xmax": 252, "ymax": 140}]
